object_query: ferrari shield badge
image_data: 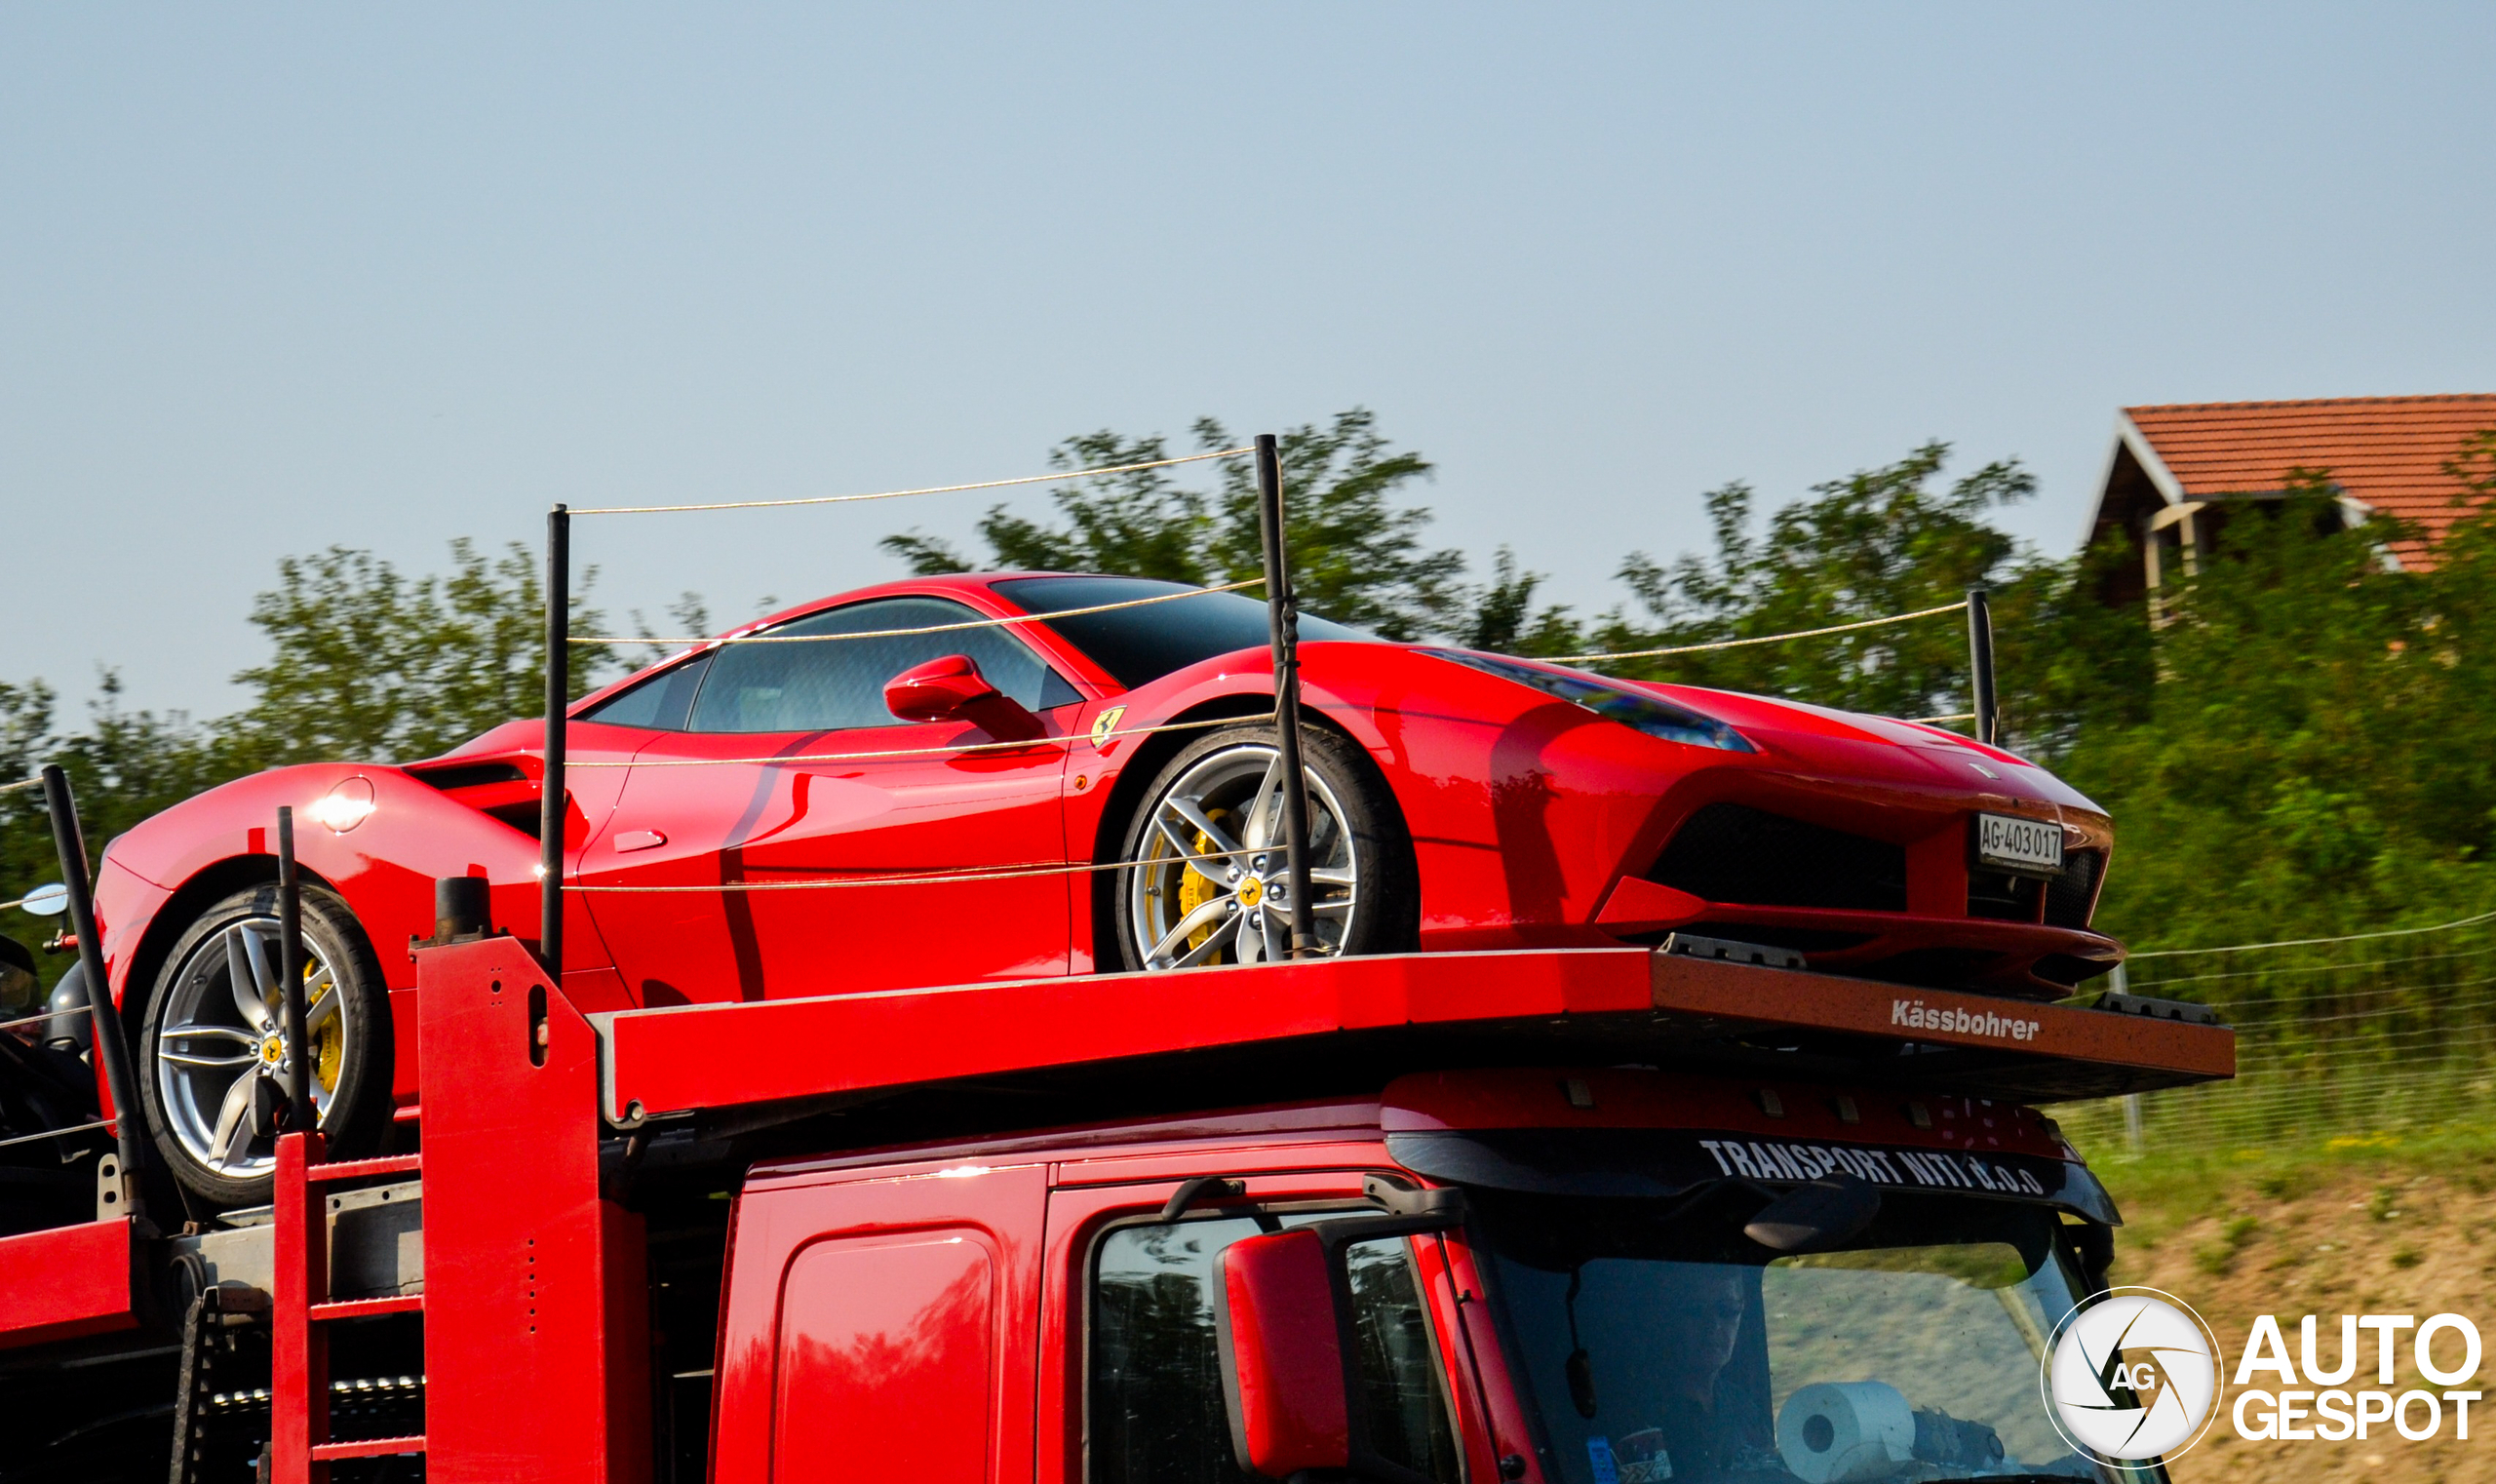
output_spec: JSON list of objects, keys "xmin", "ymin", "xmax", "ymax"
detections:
[{"xmin": 1090, "ymin": 706, "xmax": 1127, "ymax": 750}]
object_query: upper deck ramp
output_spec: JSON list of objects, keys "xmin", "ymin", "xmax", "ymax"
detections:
[{"xmin": 579, "ymin": 940, "xmax": 2233, "ymax": 1128}]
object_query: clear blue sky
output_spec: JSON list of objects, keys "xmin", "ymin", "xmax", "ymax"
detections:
[{"xmin": 7, "ymin": 6, "xmax": 2492, "ymax": 722}]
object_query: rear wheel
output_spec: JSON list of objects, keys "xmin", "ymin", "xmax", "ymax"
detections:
[
  {"xmin": 137, "ymin": 884, "xmax": 391, "ymax": 1208},
  {"xmin": 1112, "ymin": 722, "xmax": 1416, "ymax": 971}
]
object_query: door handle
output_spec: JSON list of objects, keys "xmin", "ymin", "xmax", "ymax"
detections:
[{"xmin": 613, "ymin": 829, "xmax": 667, "ymax": 853}]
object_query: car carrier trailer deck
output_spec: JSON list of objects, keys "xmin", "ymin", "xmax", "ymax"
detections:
[{"xmin": 0, "ymin": 935, "xmax": 2231, "ymax": 1484}]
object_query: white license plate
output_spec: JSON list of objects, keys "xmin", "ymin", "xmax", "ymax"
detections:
[{"xmin": 1975, "ymin": 813, "xmax": 2063, "ymax": 875}]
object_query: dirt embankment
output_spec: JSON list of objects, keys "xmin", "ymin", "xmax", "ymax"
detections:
[{"xmin": 2105, "ymin": 1154, "xmax": 2496, "ymax": 1481}]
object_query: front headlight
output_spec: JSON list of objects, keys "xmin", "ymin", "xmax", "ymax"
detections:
[{"xmin": 1426, "ymin": 650, "xmax": 1755, "ymax": 753}]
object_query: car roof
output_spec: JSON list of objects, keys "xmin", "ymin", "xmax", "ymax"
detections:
[{"xmin": 566, "ymin": 570, "xmax": 1203, "ymax": 712}]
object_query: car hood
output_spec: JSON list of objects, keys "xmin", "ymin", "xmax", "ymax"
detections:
[{"xmin": 1612, "ymin": 678, "xmax": 2102, "ymax": 815}]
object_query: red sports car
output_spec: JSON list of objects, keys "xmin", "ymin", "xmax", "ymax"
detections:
[{"xmin": 89, "ymin": 573, "xmax": 2120, "ymax": 1201}]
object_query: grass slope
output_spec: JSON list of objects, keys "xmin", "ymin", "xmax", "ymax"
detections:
[{"xmin": 2092, "ymin": 1132, "xmax": 2496, "ymax": 1481}]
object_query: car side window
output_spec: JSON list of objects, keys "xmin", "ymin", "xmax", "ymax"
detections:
[
  {"xmin": 684, "ymin": 597, "xmax": 1076, "ymax": 734},
  {"xmin": 580, "ymin": 653, "xmax": 712, "ymax": 730},
  {"xmin": 1089, "ymin": 1215, "xmax": 1462, "ymax": 1484}
]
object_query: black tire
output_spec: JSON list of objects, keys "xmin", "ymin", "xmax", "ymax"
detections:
[
  {"xmin": 1109, "ymin": 722, "xmax": 1417, "ymax": 972},
  {"xmin": 137, "ymin": 884, "xmax": 392, "ymax": 1208}
]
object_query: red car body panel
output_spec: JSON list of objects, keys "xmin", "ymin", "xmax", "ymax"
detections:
[{"xmin": 91, "ymin": 573, "xmax": 2120, "ymax": 1113}]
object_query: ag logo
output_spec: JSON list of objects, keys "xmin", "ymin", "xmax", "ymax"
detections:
[{"xmin": 2042, "ymin": 1288, "xmax": 2224, "ymax": 1468}]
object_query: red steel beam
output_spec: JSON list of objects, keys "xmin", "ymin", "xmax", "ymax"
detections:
[
  {"xmin": 270, "ymin": 1132, "xmax": 331, "ymax": 1484},
  {"xmin": 0, "ymin": 1218, "xmax": 137, "ymax": 1349},
  {"xmin": 597, "ymin": 947, "xmax": 1655, "ymax": 1121},
  {"xmin": 594, "ymin": 947, "xmax": 2233, "ymax": 1123},
  {"xmin": 417, "ymin": 938, "xmax": 650, "ymax": 1484},
  {"xmin": 1643, "ymin": 953, "xmax": 2236, "ymax": 1079}
]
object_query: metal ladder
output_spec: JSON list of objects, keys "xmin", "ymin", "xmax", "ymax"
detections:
[{"xmin": 269, "ymin": 1132, "xmax": 426, "ymax": 1480}]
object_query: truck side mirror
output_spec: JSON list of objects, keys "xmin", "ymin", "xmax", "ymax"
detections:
[
  {"xmin": 882, "ymin": 655, "xmax": 1043, "ymax": 740},
  {"xmin": 1214, "ymin": 1230, "xmax": 1352, "ymax": 1478}
]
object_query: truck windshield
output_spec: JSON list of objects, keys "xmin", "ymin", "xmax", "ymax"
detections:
[{"xmin": 1474, "ymin": 1190, "xmax": 2132, "ymax": 1484}]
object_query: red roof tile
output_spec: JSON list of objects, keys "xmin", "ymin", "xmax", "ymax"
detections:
[{"xmin": 2123, "ymin": 395, "xmax": 2496, "ymax": 566}]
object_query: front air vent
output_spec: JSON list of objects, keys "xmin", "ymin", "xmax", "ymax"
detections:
[
  {"xmin": 2045, "ymin": 849, "xmax": 2105, "ymax": 929},
  {"xmin": 406, "ymin": 761, "xmax": 541, "ymax": 838},
  {"xmin": 1649, "ymin": 803, "xmax": 1907, "ymax": 913},
  {"xmin": 405, "ymin": 762, "xmax": 528, "ymax": 792},
  {"xmin": 1968, "ymin": 869, "xmax": 2044, "ymax": 922}
]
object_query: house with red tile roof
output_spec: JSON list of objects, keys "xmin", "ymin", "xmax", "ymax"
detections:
[{"xmin": 2084, "ymin": 394, "xmax": 2496, "ymax": 611}]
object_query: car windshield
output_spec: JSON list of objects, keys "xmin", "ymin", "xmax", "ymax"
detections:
[
  {"xmin": 1475, "ymin": 1189, "xmax": 2126, "ymax": 1484},
  {"xmin": 990, "ymin": 576, "xmax": 1372, "ymax": 691}
]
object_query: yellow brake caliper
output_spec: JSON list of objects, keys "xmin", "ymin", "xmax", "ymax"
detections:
[
  {"xmin": 302, "ymin": 961, "xmax": 343, "ymax": 1096},
  {"xmin": 1175, "ymin": 808, "xmax": 1231, "ymax": 959}
]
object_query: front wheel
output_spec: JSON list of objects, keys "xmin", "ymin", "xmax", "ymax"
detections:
[
  {"xmin": 138, "ymin": 884, "xmax": 392, "ymax": 1208},
  {"xmin": 1112, "ymin": 722, "xmax": 1417, "ymax": 971}
]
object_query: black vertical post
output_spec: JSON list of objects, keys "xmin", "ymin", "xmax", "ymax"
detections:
[
  {"xmin": 1254, "ymin": 435, "xmax": 1318, "ymax": 958},
  {"xmin": 276, "ymin": 806, "xmax": 310, "ymax": 1129},
  {"xmin": 1966, "ymin": 586, "xmax": 1998, "ymax": 745},
  {"xmin": 541, "ymin": 504, "xmax": 570, "ymax": 978},
  {"xmin": 39, "ymin": 764, "xmax": 146, "ymax": 1218}
]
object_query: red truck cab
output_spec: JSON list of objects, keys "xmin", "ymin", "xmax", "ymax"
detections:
[
  {"xmin": 1, "ymin": 937, "xmax": 2218, "ymax": 1484},
  {"xmin": 704, "ymin": 1066, "xmax": 2124, "ymax": 1484}
]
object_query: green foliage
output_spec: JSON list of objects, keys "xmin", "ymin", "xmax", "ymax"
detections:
[
  {"xmin": 1581, "ymin": 443, "xmax": 2069, "ymax": 723},
  {"xmin": 883, "ymin": 409, "xmax": 1468, "ymax": 641},
  {"xmin": 2063, "ymin": 484, "xmax": 2496, "ymax": 951},
  {"xmin": 1, "ymin": 672, "xmax": 230, "ymax": 986},
  {"xmin": 1458, "ymin": 548, "xmax": 1587, "ymax": 656},
  {"xmin": 3, "ymin": 542, "xmax": 617, "ymax": 985},
  {"xmin": 224, "ymin": 539, "xmax": 614, "ymax": 766}
]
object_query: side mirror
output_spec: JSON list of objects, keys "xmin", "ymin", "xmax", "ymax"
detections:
[
  {"xmin": 1214, "ymin": 1199, "xmax": 1466, "ymax": 1484},
  {"xmin": 882, "ymin": 655, "xmax": 1044, "ymax": 741},
  {"xmin": 1744, "ymin": 1173, "xmax": 1881, "ymax": 1254},
  {"xmin": 1213, "ymin": 1230, "xmax": 1351, "ymax": 1478},
  {"xmin": 17, "ymin": 883, "xmax": 67, "ymax": 918}
]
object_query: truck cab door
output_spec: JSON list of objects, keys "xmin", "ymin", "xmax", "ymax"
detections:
[
  {"xmin": 709, "ymin": 1160, "xmax": 1049, "ymax": 1484},
  {"xmin": 1039, "ymin": 1169, "xmax": 1495, "ymax": 1484}
]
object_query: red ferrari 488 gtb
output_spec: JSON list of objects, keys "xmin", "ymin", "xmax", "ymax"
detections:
[{"xmin": 87, "ymin": 574, "xmax": 2120, "ymax": 1201}]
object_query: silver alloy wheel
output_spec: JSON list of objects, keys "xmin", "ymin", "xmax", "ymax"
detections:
[
  {"xmin": 1124, "ymin": 742, "xmax": 1359, "ymax": 969},
  {"xmin": 153, "ymin": 916, "xmax": 348, "ymax": 1179}
]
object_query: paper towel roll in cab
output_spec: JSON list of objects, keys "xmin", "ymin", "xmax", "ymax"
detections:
[{"xmin": 1776, "ymin": 1382, "xmax": 1916, "ymax": 1484}]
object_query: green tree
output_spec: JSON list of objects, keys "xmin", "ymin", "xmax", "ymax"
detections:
[
  {"xmin": 1569, "ymin": 443, "xmax": 2132, "ymax": 737},
  {"xmin": 223, "ymin": 538, "xmax": 613, "ymax": 765},
  {"xmin": 1456, "ymin": 547, "xmax": 1587, "ymax": 656},
  {"xmin": 883, "ymin": 409, "xmax": 1469, "ymax": 641},
  {"xmin": 2065, "ymin": 479, "xmax": 2496, "ymax": 952},
  {"xmin": 2, "ymin": 673, "xmax": 228, "ymax": 987}
]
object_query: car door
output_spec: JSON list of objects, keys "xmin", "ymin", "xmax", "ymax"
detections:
[{"xmin": 575, "ymin": 595, "xmax": 1085, "ymax": 1004}]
